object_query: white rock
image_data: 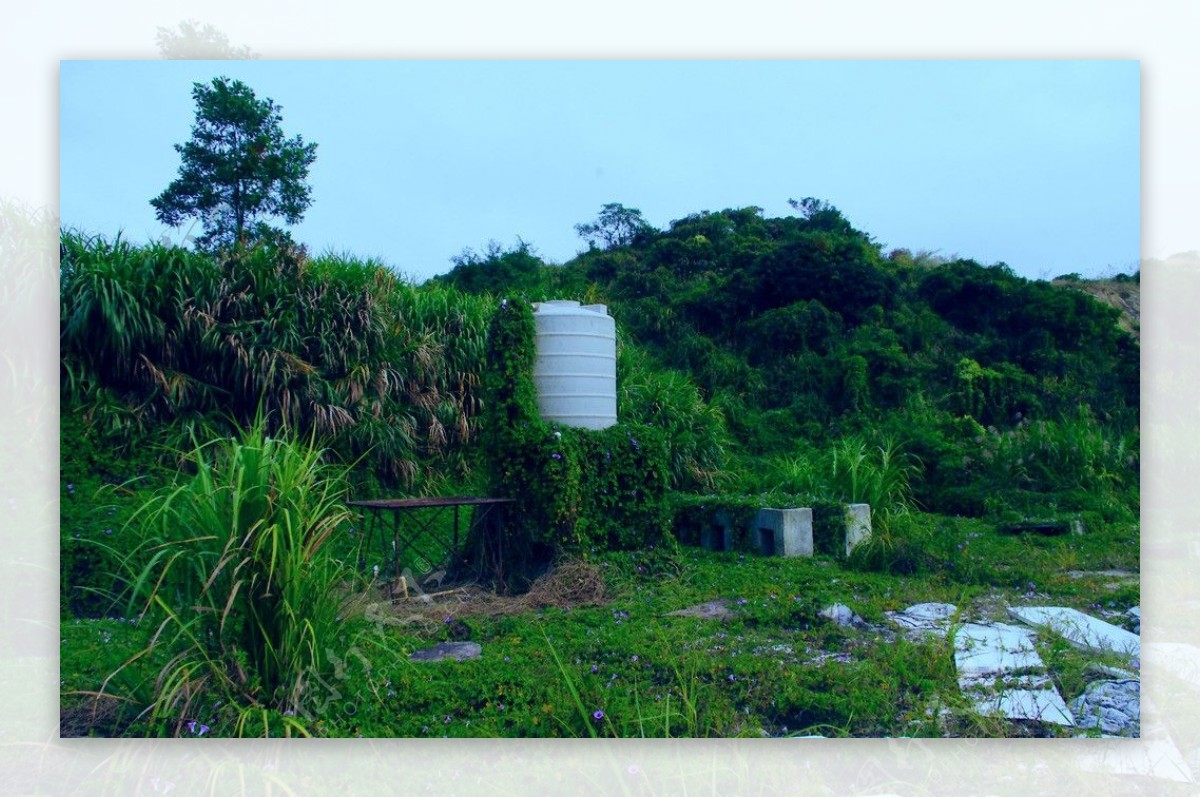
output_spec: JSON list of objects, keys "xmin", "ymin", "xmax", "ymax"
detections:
[{"xmin": 819, "ymin": 603, "xmax": 863, "ymax": 628}]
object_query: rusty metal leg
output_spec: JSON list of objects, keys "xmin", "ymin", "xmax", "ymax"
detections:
[{"xmin": 391, "ymin": 510, "xmax": 401, "ymax": 581}]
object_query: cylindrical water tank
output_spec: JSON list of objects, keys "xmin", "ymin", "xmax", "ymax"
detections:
[{"xmin": 532, "ymin": 300, "xmax": 617, "ymax": 430}]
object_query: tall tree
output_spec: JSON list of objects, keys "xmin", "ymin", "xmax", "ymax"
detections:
[
  {"xmin": 151, "ymin": 76, "xmax": 317, "ymax": 252},
  {"xmin": 575, "ymin": 203, "xmax": 655, "ymax": 250}
]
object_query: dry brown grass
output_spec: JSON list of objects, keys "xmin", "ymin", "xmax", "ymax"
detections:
[{"xmin": 364, "ymin": 559, "xmax": 608, "ymax": 626}]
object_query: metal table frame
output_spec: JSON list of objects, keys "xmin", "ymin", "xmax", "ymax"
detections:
[{"xmin": 348, "ymin": 496, "xmax": 513, "ymax": 580}]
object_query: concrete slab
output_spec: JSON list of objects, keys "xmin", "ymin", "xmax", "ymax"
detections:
[
  {"xmin": 954, "ymin": 622, "xmax": 1046, "ymax": 678},
  {"xmin": 1008, "ymin": 606, "xmax": 1140, "ymax": 659}
]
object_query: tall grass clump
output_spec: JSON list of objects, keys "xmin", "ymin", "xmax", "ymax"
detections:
[
  {"xmin": 60, "ymin": 231, "xmax": 494, "ymax": 487},
  {"xmin": 103, "ymin": 418, "xmax": 355, "ymax": 736},
  {"xmin": 827, "ymin": 435, "xmax": 921, "ymax": 520},
  {"xmin": 822, "ymin": 435, "xmax": 926, "ymax": 573},
  {"xmin": 989, "ymin": 406, "xmax": 1138, "ymax": 500},
  {"xmin": 755, "ymin": 435, "xmax": 920, "ymax": 518}
]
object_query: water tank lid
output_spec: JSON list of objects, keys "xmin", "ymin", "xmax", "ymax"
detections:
[{"xmin": 534, "ymin": 300, "xmax": 609, "ymax": 316}]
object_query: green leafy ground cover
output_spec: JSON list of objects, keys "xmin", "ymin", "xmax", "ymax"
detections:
[{"xmin": 62, "ymin": 502, "xmax": 1138, "ymax": 738}]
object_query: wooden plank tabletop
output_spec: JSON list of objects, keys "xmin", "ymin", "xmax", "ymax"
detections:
[{"xmin": 347, "ymin": 496, "xmax": 514, "ymax": 510}]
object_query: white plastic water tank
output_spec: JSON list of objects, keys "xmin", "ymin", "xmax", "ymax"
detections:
[{"xmin": 532, "ymin": 300, "xmax": 617, "ymax": 430}]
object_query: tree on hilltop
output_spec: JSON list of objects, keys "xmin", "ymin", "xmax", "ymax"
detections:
[{"xmin": 151, "ymin": 76, "xmax": 317, "ymax": 252}]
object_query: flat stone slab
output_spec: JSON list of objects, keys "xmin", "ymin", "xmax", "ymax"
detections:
[
  {"xmin": 409, "ymin": 641, "xmax": 482, "ymax": 663},
  {"xmin": 953, "ymin": 622, "xmax": 1074, "ymax": 726},
  {"xmin": 1008, "ymin": 606, "xmax": 1140, "ymax": 658},
  {"xmin": 667, "ymin": 599, "xmax": 734, "ymax": 621},
  {"xmin": 886, "ymin": 602, "xmax": 957, "ymax": 637}
]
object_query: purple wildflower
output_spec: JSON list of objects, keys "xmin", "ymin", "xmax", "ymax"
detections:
[
  {"xmin": 185, "ymin": 720, "xmax": 209, "ymax": 736},
  {"xmin": 593, "ymin": 709, "xmax": 605, "ymax": 720},
  {"xmin": 591, "ymin": 664, "xmax": 599, "ymax": 674}
]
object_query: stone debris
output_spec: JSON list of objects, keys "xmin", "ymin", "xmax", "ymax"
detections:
[
  {"xmin": 806, "ymin": 651, "xmax": 854, "ymax": 667},
  {"xmin": 886, "ymin": 602, "xmax": 957, "ymax": 638},
  {"xmin": 1066, "ymin": 569, "xmax": 1137, "ymax": 580},
  {"xmin": 667, "ymin": 599, "xmax": 735, "ymax": 621},
  {"xmin": 953, "ymin": 621, "xmax": 1075, "ymax": 726},
  {"xmin": 1126, "ymin": 606, "xmax": 1140, "ymax": 634},
  {"xmin": 1008, "ymin": 605, "xmax": 1140, "ymax": 659},
  {"xmin": 1069, "ymin": 679, "xmax": 1140, "ymax": 736},
  {"xmin": 409, "ymin": 641, "xmax": 482, "ymax": 663}
]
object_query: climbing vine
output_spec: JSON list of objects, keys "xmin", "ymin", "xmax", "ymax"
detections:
[{"xmin": 479, "ymin": 299, "xmax": 672, "ymax": 586}]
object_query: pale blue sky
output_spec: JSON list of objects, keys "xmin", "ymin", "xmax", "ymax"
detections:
[{"xmin": 60, "ymin": 60, "xmax": 1140, "ymax": 282}]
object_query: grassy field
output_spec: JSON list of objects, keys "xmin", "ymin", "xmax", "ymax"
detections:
[{"xmin": 60, "ymin": 508, "xmax": 1139, "ymax": 739}]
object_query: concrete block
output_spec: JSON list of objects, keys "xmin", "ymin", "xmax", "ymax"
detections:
[
  {"xmin": 702, "ymin": 516, "xmax": 733, "ymax": 552},
  {"xmin": 844, "ymin": 503, "xmax": 872, "ymax": 556},
  {"xmin": 753, "ymin": 507, "xmax": 813, "ymax": 557}
]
